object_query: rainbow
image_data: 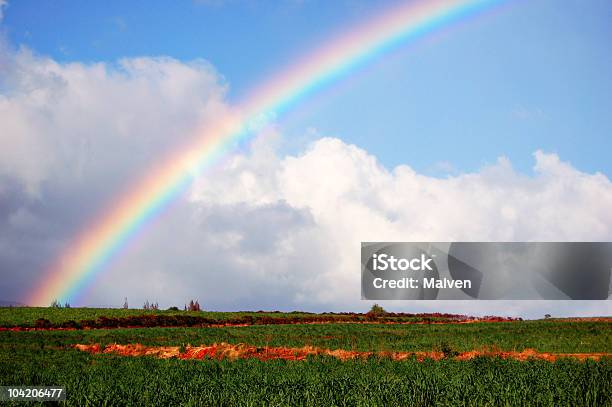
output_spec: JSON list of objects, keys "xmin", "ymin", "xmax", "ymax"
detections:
[{"xmin": 29, "ymin": 0, "xmax": 504, "ymax": 306}]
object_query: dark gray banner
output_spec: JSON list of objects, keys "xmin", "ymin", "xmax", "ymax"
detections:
[{"xmin": 361, "ymin": 242, "xmax": 612, "ymax": 300}]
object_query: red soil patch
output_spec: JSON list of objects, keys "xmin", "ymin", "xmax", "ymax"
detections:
[
  {"xmin": 0, "ymin": 327, "xmax": 79, "ymax": 332},
  {"xmin": 5, "ymin": 315, "xmax": 607, "ymax": 333},
  {"xmin": 73, "ymin": 343, "xmax": 610, "ymax": 362},
  {"xmin": 455, "ymin": 348, "xmax": 609, "ymax": 362}
]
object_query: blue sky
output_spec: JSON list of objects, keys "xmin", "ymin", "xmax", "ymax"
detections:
[
  {"xmin": 1, "ymin": 1, "xmax": 612, "ymax": 313},
  {"xmin": 3, "ymin": 0, "xmax": 611, "ymax": 177}
]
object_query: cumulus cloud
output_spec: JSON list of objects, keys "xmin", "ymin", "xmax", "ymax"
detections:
[
  {"xmin": 0, "ymin": 47, "xmax": 228, "ymax": 195},
  {"xmin": 0, "ymin": 44, "xmax": 610, "ymax": 317},
  {"xmin": 187, "ymin": 136, "xmax": 612, "ymax": 316}
]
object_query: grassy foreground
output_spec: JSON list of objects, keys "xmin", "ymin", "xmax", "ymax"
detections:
[
  {"xmin": 0, "ymin": 308, "xmax": 610, "ymax": 406},
  {"xmin": 1, "ymin": 347, "xmax": 609, "ymax": 406}
]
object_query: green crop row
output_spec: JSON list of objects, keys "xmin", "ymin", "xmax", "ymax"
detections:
[
  {"xmin": 1, "ymin": 320, "xmax": 609, "ymax": 353},
  {"xmin": 0, "ymin": 346, "xmax": 609, "ymax": 406}
]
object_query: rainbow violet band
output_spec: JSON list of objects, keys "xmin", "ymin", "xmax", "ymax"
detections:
[{"xmin": 29, "ymin": 0, "xmax": 505, "ymax": 306}]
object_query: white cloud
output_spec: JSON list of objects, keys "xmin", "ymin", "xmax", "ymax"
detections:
[
  {"xmin": 0, "ymin": 1, "xmax": 7, "ymax": 22},
  {"xmin": 0, "ymin": 47, "xmax": 228, "ymax": 195},
  {"xmin": 0, "ymin": 45, "xmax": 610, "ymax": 317},
  {"xmin": 187, "ymin": 136, "xmax": 612, "ymax": 315}
]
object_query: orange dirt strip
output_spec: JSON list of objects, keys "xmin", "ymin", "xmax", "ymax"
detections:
[{"xmin": 73, "ymin": 343, "xmax": 611, "ymax": 362}]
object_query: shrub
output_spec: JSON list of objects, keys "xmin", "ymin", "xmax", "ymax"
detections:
[
  {"xmin": 60, "ymin": 320, "xmax": 80, "ymax": 329},
  {"xmin": 368, "ymin": 303, "xmax": 386, "ymax": 315},
  {"xmin": 440, "ymin": 342, "xmax": 459, "ymax": 358},
  {"xmin": 35, "ymin": 318, "xmax": 53, "ymax": 329}
]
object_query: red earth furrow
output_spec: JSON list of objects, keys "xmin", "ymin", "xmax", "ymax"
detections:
[
  {"xmin": 3, "ymin": 317, "xmax": 608, "ymax": 332},
  {"xmin": 0, "ymin": 319, "xmax": 521, "ymax": 332},
  {"xmin": 73, "ymin": 343, "xmax": 611, "ymax": 362}
]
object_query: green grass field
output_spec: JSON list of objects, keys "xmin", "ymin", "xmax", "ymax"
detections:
[
  {"xmin": 0, "ymin": 307, "xmax": 316, "ymax": 326},
  {"xmin": 0, "ymin": 308, "xmax": 610, "ymax": 406},
  {"xmin": 0, "ymin": 307, "xmax": 460, "ymax": 328},
  {"xmin": 2, "ymin": 347, "xmax": 609, "ymax": 406},
  {"xmin": 1, "ymin": 320, "xmax": 610, "ymax": 353}
]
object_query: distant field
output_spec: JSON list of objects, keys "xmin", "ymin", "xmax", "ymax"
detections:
[
  {"xmin": 0, "ymin": 308, "xmax": 610, "ymax": 406},
  {"xmin": 0, "ymin": 307, "xmax": 316, "ymax": 326},
  {"xmin": 0, "ymin": 307, "xmax": 466, "ymax": 327}
]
